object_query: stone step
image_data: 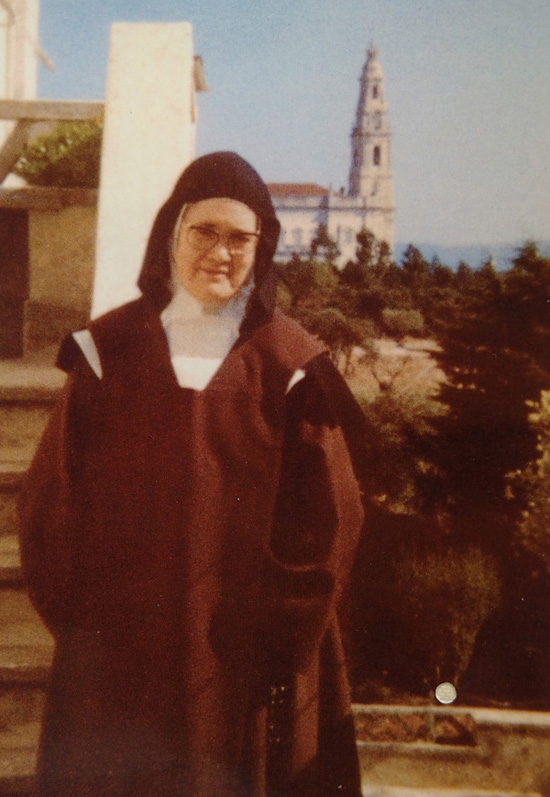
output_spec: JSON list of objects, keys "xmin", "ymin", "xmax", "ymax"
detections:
[
  {"xmin": 0, "ymin": 537, "xmax": 21, "ymax": 587},
  {"xmin": 0, "ymin": 743, "xmax": 36, "ymax": 797},
  {"xmin": 0, "ymin": 594, "xmax": 51, "ymax": 794},
  {"xmin": 0, "ymin": 589, "xmax": 52, "ymax": 654},
  {"xmin": 0, "ymin": 358, "xmax": 60, "ymax": 795},
  {"xmin": 0, "ymin": 588, "xmax": 53, "ymax": 729},
  {"xmin": 0, "ymin": 464, "xmax": 25, "ymax": 539},
  {"xmin": 0, "ymin": 677, "xmax": 45, "ymax": 739},
  {"xmin": 0, "ymin": 616, "xmax": 49, "ymax": 797},
  {"xmin": 0, "ymin": 398, "xmax": 53, "ymax": 464},
  {"xmin": 0, "ymin": 361, "xmax": 62, "ymax": 464},
  {"xmin": 0, "ymin": 599, "xmax": 52, "ymax": 735},
  {"xmin": 0, "ymin": 357, "xmax": 63, "ymax": 399},
  {"xmin": 0, "ymin": 645, "xmax": 52, "ymax": 690}
]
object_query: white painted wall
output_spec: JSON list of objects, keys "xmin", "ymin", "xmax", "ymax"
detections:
[
  {"xmin": 276, "ymin": 202, "xmax": 325, "ymax": 259},
  {"xmin": 273, "ymin": 193, "xmax": 394, "ymax": 267}
]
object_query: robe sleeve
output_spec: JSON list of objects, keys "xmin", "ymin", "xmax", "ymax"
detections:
[
  {"xmin": 263, "ymin": 367, "xmax": 365, "ymax": 674},
  {"xmin": 18, "ymin": 365, "xmax": 89, "ymax": 636}
]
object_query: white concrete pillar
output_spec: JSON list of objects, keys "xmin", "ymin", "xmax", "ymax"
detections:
[
  {"xmin": 0, "ymin": 0, "xmax": 40, "ymax": 149},
  {"xmin": 11, "ymin": 0, "xmax": 39, "ymax": 99},
  {"xmin": 92, "ymin": 22, "xmax": 196, "ymax": 318},
  {"xmin": 0, "ymin": 5, "xmax": 10, "ymax": 102}
]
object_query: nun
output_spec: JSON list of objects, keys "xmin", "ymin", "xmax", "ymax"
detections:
[{"xmin": 19, "ymin": 152, "xmax": 365, "ymax": 796}]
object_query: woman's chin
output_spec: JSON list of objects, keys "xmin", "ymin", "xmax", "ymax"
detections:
[{"xmin": 188, "ymin": 282, "xmax": 237, "ymax": 306}]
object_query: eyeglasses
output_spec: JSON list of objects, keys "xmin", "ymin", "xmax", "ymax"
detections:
[{"xmin": 184, "ymin": 224, "xmax": 260, "ymax": 256}]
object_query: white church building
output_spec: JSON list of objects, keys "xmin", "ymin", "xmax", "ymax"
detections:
[{"xmin": 268, "ymin": 46, "xmax": 394, "ymax": 268}]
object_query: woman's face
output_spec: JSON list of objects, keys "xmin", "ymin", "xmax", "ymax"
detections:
[{"xmin": 174, "ymin": 197, "xmax": 259, "ymax": 305}]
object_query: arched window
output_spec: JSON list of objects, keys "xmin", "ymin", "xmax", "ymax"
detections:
[
  {"xmin": 372, "ymin": 85, "xmax": 378, "ymax": 99},
  {"xmin": 373, "ymin": 146, "xmax": 381, "ymax": 166}
]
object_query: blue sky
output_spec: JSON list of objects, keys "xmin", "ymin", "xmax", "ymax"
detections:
[{"xmin": 37, "ymin": 0, "xmax": 550, "ymax": 249}]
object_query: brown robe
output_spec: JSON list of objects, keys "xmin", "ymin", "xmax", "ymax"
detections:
[{"xmin": 19, "ymin": 298, "xmax": 364, "ymax": 796}]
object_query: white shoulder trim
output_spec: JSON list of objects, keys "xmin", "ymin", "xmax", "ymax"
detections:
[
  {"xmin": 286, "ymin": 368, "xmax": 306, "ymax": 394},
  {"xmin": 73, "ymin": 329, "xmax": 103, "ymax": 379}
]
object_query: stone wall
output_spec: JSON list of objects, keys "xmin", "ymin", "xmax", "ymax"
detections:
[
  {"xmin": 26, "ymin": 203, "xmax": 97, "ymax": 350},
  {"xmin": 0, "ymin": 187, "xmax": 97, "ymax": 355}
]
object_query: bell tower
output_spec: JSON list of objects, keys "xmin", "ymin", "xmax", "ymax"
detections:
[{"xmin": 348, "ymin": 45, "xmax": 394, "ymax": 246}]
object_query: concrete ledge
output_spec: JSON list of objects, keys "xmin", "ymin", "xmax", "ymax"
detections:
[
  {"xmin": 0, "ymin": 187, "xmax": 97, "ymax": 210},
  {"xmin": 355, "ymin": 704, "xmax": 550, "ymax": 795},
  {"xmin": 363, "ymin": 788, "xmax": 541, "ymax": 797},
  {"xmin": 354, "ymin": 704, "xmax": 550, "ymax": 732},
  {"xmin": 0, "ymin": 99, "xmax": 104, "ymax": 122}
]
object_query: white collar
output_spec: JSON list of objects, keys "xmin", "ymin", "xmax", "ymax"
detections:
[{"xmin": 160, "ymin": 282, "xmax": 252, "ymax": 388}]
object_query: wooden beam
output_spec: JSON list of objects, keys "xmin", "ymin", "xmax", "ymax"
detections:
[
  {"xmin": 0, "ymin": 120, "xmax": 33, "ymax": 183},
  {"xmin": 0, "ymin": 99, "xmax": 104, "ymax": 122},
  {"xmin": 193, "ymin": 56, "xmax": 208, "ymax": 92}
]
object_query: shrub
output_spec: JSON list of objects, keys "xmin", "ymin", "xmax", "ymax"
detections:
[
  {"xmin": 382, "ymin": 307, "xmax": 424, "ymax": 338},
  {"xmin": 14, "ymin": 120, "xmax": 102, "ymax": 188}
]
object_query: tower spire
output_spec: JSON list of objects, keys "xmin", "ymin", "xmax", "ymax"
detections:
[{"xmin": 348, "ymin": 46, "xmax": 393, "ymax": 212}]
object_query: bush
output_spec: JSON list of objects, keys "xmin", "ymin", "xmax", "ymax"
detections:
[
  {"xmin": 14, "ymin": 120, "xmax": 102, "ymax": 188},
  {"xmin": 391, "ymin": 544, "xmax": 501, "ymax": 689},
  {"xmin": 348, "ymin": 511, "xmax": 502, "ymax": 701},
  {"xmin": 382, "ymin": 307, "xmax": 424, "ymax": 338}
]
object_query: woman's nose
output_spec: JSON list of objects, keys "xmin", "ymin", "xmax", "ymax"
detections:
[{"xmin": 210, "ymin": 239, "xmax": 232, "ymax": 259}]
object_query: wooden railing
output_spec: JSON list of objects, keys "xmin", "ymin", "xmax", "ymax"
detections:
[{"xmin": 0, "ymin": 99, "xmax": 105, "ymax": 184}]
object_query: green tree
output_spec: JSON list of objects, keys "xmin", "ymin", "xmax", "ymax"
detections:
[
  {"xmin": 401, "ymin": 244, "xmax": 430, "ymax": 289},
  {"xmin": 510, "ymin": 390, "xmax": 550, "ymax": 564},
  {"xmin": 355, "ymin": 228, "xmax": 378, "ymax": 271},
  {"xmin": 429, "ymin": 256, "xmax": 454, "ymax": 288},
  {"xmin": 296, "ymin": 307, "xmax": 372, "ymax": 375},
  {"xmin": 456, "ymin": 261, "xmax": 474, "ymax": 287},
  {"xmin": 381, "ymin": 308, "xmax": 424, "ymax": 340},
  {"xmin": 502, "ymin": 242, "xmax": 550, "ymax": 375},
  {"xmin": 376, "ymin": 239, "xmax": 392, "ymax": 273},
  {"xmin": 415, "ymin": 244, "xmax": 550, "ymax": 551},
  {"xmin": 340, "ymin": 228, "xmax": 378, "ymax": 286},
  {"xmin": 309, "ymin": 223, "xmax": 340, "ymax": 267}
]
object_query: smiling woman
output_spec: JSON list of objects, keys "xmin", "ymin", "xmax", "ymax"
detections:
[
  {"xmin": 174, "ymin": 197, "xmax": 260, "ymax": 305},
  {"xmin": 18, "ymin": 151, "xmax": 367, "ymax": 796}
]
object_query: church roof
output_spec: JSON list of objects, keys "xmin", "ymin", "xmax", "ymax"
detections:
[{"xmin": 267, "ymin": 183, "xmax": 328, "ymax": 198}]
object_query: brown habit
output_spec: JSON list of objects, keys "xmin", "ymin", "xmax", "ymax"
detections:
[{"xmin": 18, "ymin": 153, "xmax": 365, "ymax": 796}]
